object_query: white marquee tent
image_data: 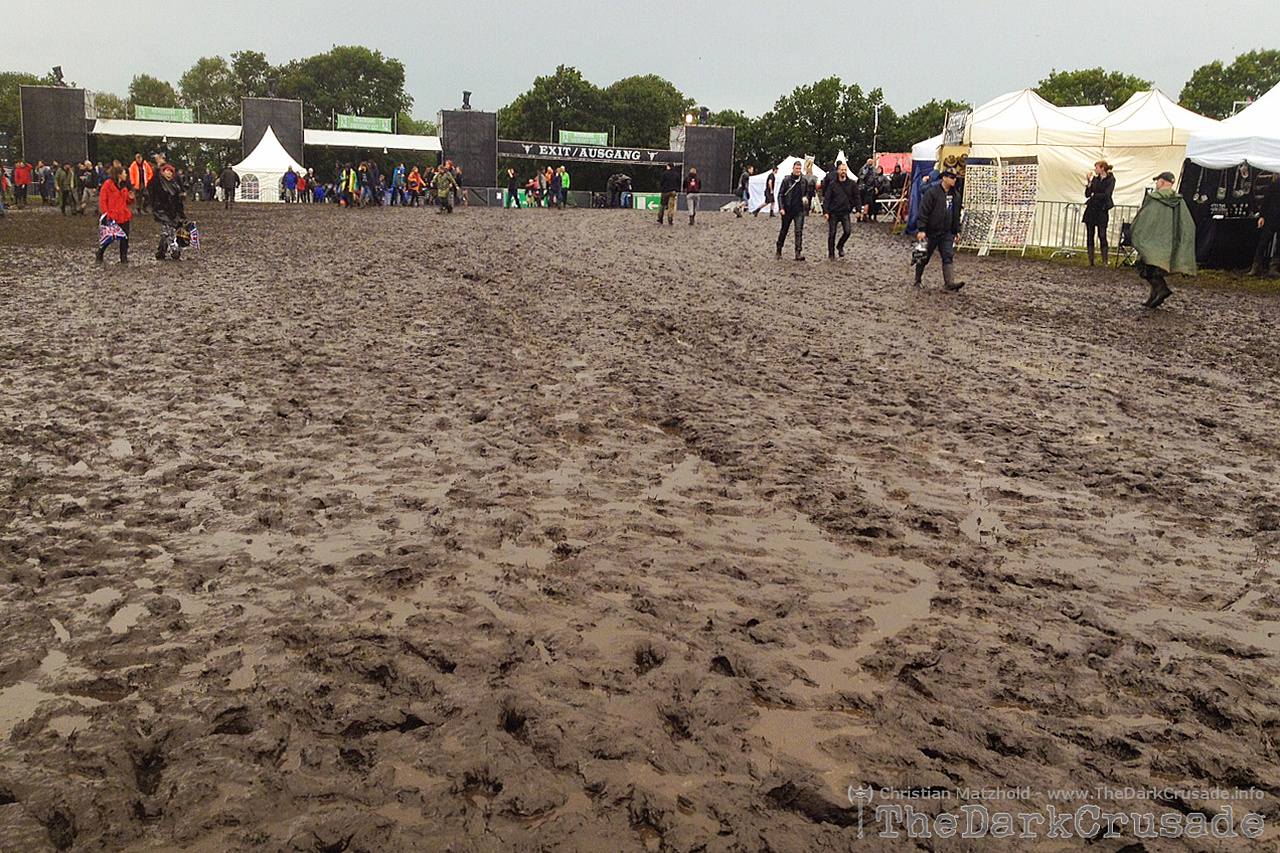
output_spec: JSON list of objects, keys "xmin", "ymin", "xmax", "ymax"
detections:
[
  {"xmin": 1185, "ymin": 80, "xmax": 1280, "ymax": 173},
  {"xmin": 964, "ymin": 88, "xmax": 1105, "ymax": 205},
  {"xmin": 1096, "ymin": 90, "xmax": 1220, "ymax": 206},
  {"xmin": 231, "ymin": 126, "xmax": 305, "ymax": 203},
  {"xmin": 912, "ymin": 133, "xmax": 943, "ymax": 164},
  {"xmin": 1059, "ymin": 104, "xmax": 1111, "ymax": 123},
  {"xmin": 745, "ymin": 156, "xmax": 827, "ymax": 211}
]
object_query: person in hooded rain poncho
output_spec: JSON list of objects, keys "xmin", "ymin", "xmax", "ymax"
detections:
[{"xmin": 1130, "ymin": 172, "xmax": 1197, "ymax": 309}]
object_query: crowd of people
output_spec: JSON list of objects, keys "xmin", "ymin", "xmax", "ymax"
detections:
[{"xmin": 3, "ymin": 143, "xmax": 1259, "ymax": 308}]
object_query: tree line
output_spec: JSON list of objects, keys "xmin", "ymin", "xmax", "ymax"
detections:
[{"xmin": 1, "ymin": 48, "xmax": 1276, "ymax": 190}]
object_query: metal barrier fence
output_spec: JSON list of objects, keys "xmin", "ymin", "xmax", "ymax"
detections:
[{"xmin": 1028, "ymin": 200, "xmax": 1140, "ymax": 259}]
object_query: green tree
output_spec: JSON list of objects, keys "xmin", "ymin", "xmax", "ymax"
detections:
[
  {"xmin": 396, "ymin": 112, "xmax": 435, "ymax": 136},
  {"xmin": 179, "ymin": 56, "xmax": 238, "ymax": 124},
  {"xmin": 886, "ymin": 98, "xmax": 969, "ymax": 151},
  {"xmin": 1179, "ymin": 49, "xmax": 1280, "ymax": 119},
  {"xmin": 128, "ymin": 74, "xmax": 180, "ymax": 114},
  {"xmin": 91, "ymin": 92, "xmax": 128, "ymax": 119},
  {"xmin": 755, "ymin": 79, "xmax": 891, "ymax": 168},
  {"xmin": 277, "ymin": 46, "xmax": 411, "ymax": 128},
  {"xmin": 760, "ymin": 77, "xmax": 847, "ymax": 167},
  {"xmin": 1036, "ymin": 68, "xmax": 1152, "ymax": 111},
  {"xmin": 499, "ymin": 65, "xmax": 603, "ymax": 143},
  {"xmin": 604, "ymin": 74, "xmax": 691, "ymax": 148},
  {"xmin": 231, "ymin": 50, "xmax": 274, "ymax": 99}
]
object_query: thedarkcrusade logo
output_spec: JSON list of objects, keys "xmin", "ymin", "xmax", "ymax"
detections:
[{"xmin": 844, "ymin": 784, "xmax": 1268, "ymax": 841}]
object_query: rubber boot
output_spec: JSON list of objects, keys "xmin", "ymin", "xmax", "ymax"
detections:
[
  {"xmin": 913, "ymin": 262, "xmax": 924, "ymax": 287},
  {"xmin": 1101, "ymin": 248, "xmax": 1109, "ymax": 265},
  {"xmin": 942, "ymin": 263, "xmax": 965, "ymax": 291},
  {"xmin": 689, "ymin": 214, "xmax": 694, "ymax": 226},
  {"xmin": 1146, "ymin": 279, "xmax": 1167, "ymax": 306},
  {"xmin": 1087, "ymin": 247, "xmax": 1095, "ymax": 266},
  {"xmin": 1269, "ymin": 258, "xmax": 1280, "ymax": 279},
  {"xmin": 1149, "ymin": 278, "xmax": 1173, "ymax": 308},
  {"xmin": 95, "ymin": 246, "xmax": 105, "ymax": 263},
  {"xmin": 1248, "ymin": 259, "xmax": 1264, "ymax": 277}
]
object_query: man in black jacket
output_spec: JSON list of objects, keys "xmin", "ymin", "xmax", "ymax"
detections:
[
  {"xmin": 822, "ymin": 161, "xmax": 859, "ymax": 259},
  {"xmin": 913, "ymin": 168, "xmax": 965, "ymax": 290},
  {"xmin": 1250, "ymin": 177, "xmax": 1280, "ymax": 278},
  {"xmin": 776, "ymin": 160, "xmax": 815, "ymax": 260}
]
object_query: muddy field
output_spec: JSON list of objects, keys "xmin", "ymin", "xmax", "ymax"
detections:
[{"xmin": 1, "ymin": 201, "xmax": 1278, "ymax": 852}]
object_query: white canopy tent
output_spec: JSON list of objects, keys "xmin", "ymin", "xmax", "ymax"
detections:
[
  {"xmin": 745, "ymin": 156, "xmax": 826, "ymax": 211},
  {"xmin": 231, "ymin": 126, "xmax": 305, "ymax": 203},
  {"xmin": 1095, "ymin": 90, "xmax": 1219, "ymax": 205},
  {"xmin": 964, "ymin": 88, "xmax": 1106, "ymax": 204},
  {"xmin": 1059, "ymin": 104, "xmax": 1111, "ymax": 123},
  {"xmin": 304, "ymin": 128, "xmax": 442, "ymax": 153},
  {"xmin": 912, "ymin": 133, "xmax": 943, "ymax": 164},
  {"xmin": 91, "ymin": 118, "xmax": 241, "ymax": 142},
  {"xmin": 1185, "ymin": 80, "xmax": 1280, "ymax": 172}
]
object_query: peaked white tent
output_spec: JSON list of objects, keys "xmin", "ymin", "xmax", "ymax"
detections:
[
  {"xmin": 231, "ymin": 126, "xmax": 305, "ymax": 202},
  {"xmin": 964, "ymin": 89, "xmax": 1105, "ymax": 205},
  {"xmin": 745, "ymin": 156, "xmax": 827, "ymax": 211},
  {"xmin": 1185, "ymin": 80, "xmax": 1280, "ymax": 172},
  {"xmin": 1095, "ymin": 90, "xmax": 1219, "ymax": 206},
  {"xmin": 1060, "ymin": 104, "xmax": 1111, "ymax": 123}
]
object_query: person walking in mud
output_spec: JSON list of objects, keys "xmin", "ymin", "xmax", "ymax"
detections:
[
  {"xmin": 775, "ymin": 160, "xmax": 814, "ymax": 261},
  {"xmin": 913, "ymin": 168, "xmax": 965, "ymax": 291},
  {"xmin": 219, "ymin": 164, "xmax": 240, "ymax": 208},
  {"xmin": 735, "ymin": 165, "xmax": 753, "ymax": 217},
  {"xmin": 684, "ymin": 167, "xmax": 701, "ymax": 225},
  {"xmin": 432, "ymin": 164, "xmax": 458, "ymax": 213},
  {"xmin": 822, "ymin": 161, "xmax": 858, "ymax": 259},
  {"xmin": 1131, "ymin": 171, "xmax": 1196, "ymax": 308},
  {"xmin": 753, "ymin": 166, "xmax": 777, "ymax": 216},
  {"xmin": 658, "ymin": 163, "xmax": 681, "ymax": 225},
  {"xmin": 505, "ymin": 167, "xmax": 522, "ymax": 208},
  {"xmin": 96, "ymin": 164, "xmax": 132, "ymax": 264},
  {"xmin": 150, "ymin": 162, "xmax": 187, "ymax": 261}
]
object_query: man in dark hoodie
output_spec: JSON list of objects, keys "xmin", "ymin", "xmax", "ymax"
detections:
[{"xmin": 150, "ymin": 163, "xmax": 187, "ymax": 261}]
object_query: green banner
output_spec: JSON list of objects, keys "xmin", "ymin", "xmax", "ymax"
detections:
[
  {"xmin": 336, "ymin": 114, "xmax": 393, "ymax": 133},
  {"xmin": 559, "ymin": 129, "xmax": 608, "ymax": 146},
  {"xmin": 134, "ymin": 105, "xmax": 195, "ymax": 123}
]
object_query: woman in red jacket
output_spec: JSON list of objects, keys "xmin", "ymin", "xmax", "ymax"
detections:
[{"xmin": 97, "ymin": 164, "xmax": 133, "ymax": 263}]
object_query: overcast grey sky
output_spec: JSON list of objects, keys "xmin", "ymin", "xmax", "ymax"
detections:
[{"xmin": 14, "ymin": 0, "xmax": 1279, "ymax": 125}]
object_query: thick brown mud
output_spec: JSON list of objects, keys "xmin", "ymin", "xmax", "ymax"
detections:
[{"xmin": 1, "ymin": 202, "xmax": 1278, "ymax": 852}]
